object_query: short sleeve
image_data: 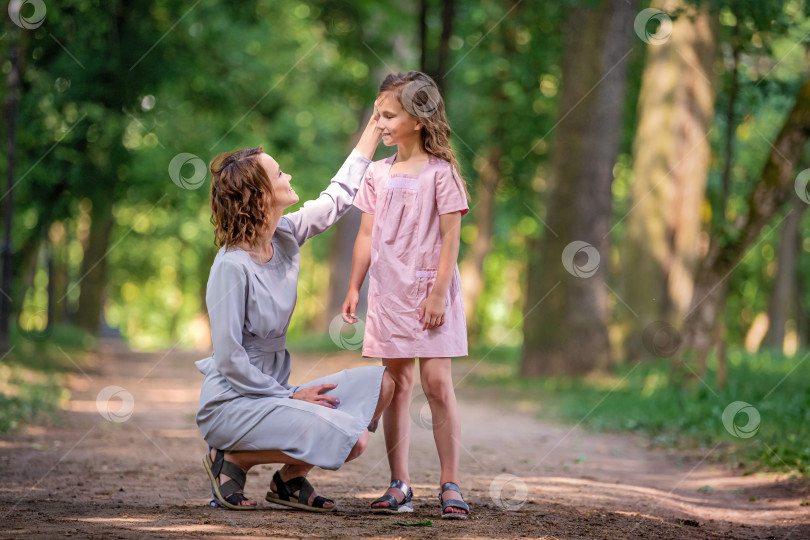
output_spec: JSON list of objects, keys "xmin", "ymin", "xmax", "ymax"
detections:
[
  {"xmin": 435, "ymin": 165, "xmax": 469, "ymax": 216},
  {"xmin": 352, "ymin": 162, "xmax": 376, "ymax": 214}
]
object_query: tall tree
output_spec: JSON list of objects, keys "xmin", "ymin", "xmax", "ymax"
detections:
[
  {"xmin": 763, "ymin": 197, "xmax": 806, "ymax": 348},
  {"xmin": 620, "ymin": 0, "xmax": 717, "ymax": 358},
  {"xmin": 680, "ymin": 74, "xmax": 810, "ymax": 370},
  {"xmin": 0, "ymin": 35, "xmax": 21, "ymax": 350},
  {"xmin": 521, "ymin": 0, "xmax": 637, "ymax": 376}
]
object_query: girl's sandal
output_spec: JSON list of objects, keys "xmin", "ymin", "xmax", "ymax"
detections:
[
  {"xmin": 265, "ymin": 470, "xmax": 336, "ymax": 513},
  {"xmin": 439, "ymin": 482, "xmax": 470, "ymax": 519},
  {"xmin": 371, "ymin": 479, "xmax": 414, "ymax": 514},
  {"xmin": 202, "ymin": 449, "xmax": 256, "ymax": 510}
]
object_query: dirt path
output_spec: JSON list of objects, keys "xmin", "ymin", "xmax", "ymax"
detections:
[{"xmin": 1, "ymin": 339, "xmax": 808, "ymax": 539}]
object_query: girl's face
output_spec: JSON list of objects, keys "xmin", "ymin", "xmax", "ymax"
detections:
[
  {"xmin": 260, "ymin": 153, "xmax": 299, "ymax": 210},
  {"xmin": 377, "ymin": 92, "xmax": 422, "ymax": 147}
]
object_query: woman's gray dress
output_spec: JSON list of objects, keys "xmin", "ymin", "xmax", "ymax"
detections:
[{"xmin": 195, "ymin": 150, "xmax": 385, "ymax": 471}]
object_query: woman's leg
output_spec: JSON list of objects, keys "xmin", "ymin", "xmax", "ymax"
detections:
[
  {"xmin": 372, "ymin": 369, "xmax": 396, "ymax": 422},
  {"xmin": 372, "ymin": 358, "xmax": 415, "ymax": 508},
  {"xmin": 212, "ymin": 431, "xmax": 369, "ymax": 509},
  {"xmin": 419, "ymin": 357, "xmax": 466, "ymax": 515}
]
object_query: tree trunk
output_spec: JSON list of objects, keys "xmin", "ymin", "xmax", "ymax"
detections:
[
  {"xmin": 459, "ymin": 146, "xmax": 500, "ymax": 340},
  {"xmin": 0, "ymin": 41, "xmax": 20, "ymax": 351},
  {"xmin": 521, "ymin": 0, "xmax": 636, "ymax": 376},
  {"xmin": 47, "ymin": 222, "xmax": 69, "ymax": 325},
  {"xmin": 621, "ymin": 0, "xmax": 717, "ymax": 359},
  {"xmin": 797, "ymin": 250, "xmax": 809, "ymax": 348},
  {"xmin": 324, "ymin": 206, "xmax": 369, "ymax": 323},
  {"xmin": 418, "ymin": 0, "xmax": 428, "ymax": 74},
  {"xmin": 75, "ymin": 202, "xmax": 114, "ymax": 333},
  {"xmin": 764, "ymin": 197, "xmax": 806, "ymax": 348},
  {"xmin": 322, "ymin": 108, "xmax": 377, "ymax": 327},
  {"xmin": 436, "ymin": 0, "xmax": 455, "ymax": 94},
  {"xmin": 680, "ymin": 74, "xmax": 810, "ymax": 363}
]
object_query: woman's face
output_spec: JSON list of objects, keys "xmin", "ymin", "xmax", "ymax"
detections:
[
  {"xmin": 260, "ymin": 153, "xmax": 299, "ymax": 210},
  {"xmin": 377, "ymin": 92, "xmax": 421, "ymax": 147}
]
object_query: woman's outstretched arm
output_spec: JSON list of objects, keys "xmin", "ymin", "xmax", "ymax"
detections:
[{"xmin": 281, "ymin": 110, "xmax": 381, "ymax": 246}]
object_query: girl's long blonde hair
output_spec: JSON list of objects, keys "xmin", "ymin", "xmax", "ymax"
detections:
[{"xmin": 379, "ymin": 71, "xmax": 470, "ymax": 200}]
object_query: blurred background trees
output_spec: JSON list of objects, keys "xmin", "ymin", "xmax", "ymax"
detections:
[{"xmin": 4, "ymin": 0, "xmax": 810, "ymax": 381}]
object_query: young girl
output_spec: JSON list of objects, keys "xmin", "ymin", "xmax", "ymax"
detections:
[{"xmin": 342, "ymin": 71, "xmax": 470, "ymax": 519}]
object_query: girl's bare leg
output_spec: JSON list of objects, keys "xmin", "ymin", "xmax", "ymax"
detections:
[
  {"xmin": 419, "ymin": 356, "xmax": 465, "ymax": 514},
  {"xmin": 371, "ymin": 358, "xmax": 415, "ymax": 508}
]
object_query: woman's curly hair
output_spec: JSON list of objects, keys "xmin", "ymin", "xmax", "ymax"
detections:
[{"xmin": 209, "ymin": 146, "xmax": 274, "ymax": 249}]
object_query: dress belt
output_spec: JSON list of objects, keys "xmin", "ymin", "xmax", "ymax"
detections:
[{"xmin": 242, "ymin": 334, "xmax": 287, "ymax": 353}]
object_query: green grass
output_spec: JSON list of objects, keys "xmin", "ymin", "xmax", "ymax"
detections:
[
  {"xmin": 0, "ymin": 323, "xmax": 95, "ymax": 433},
  {"xmin": 468, "ymin": 346, "xmax": 810, "ymax": 475}
]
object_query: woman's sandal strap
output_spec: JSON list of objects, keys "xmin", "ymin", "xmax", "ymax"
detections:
[
  {"xmin": 273, "ymin": 471, "xmax": 333, "ymax": 507},
  {"xmin": 224, "ymin": 492, "xmax": 250, "ymax": 506},
  {"xmin": 204, "ymin": 450, "xmax": 254, "ymax": 510},
  {"xmin": 312, "ymin": 495, "xmax": 332, "ymax": 508},
  {"xmin": 215, "ymin": 461, "xmax": 247, "ymax": 498}
]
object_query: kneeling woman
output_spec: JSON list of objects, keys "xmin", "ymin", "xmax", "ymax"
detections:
[{"xmin": 196, "ymin": 109, "xmax": 392, "ymax": 512}]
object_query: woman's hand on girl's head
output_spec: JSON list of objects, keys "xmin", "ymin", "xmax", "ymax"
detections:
[
  {"xmin": 419, "ymin": 293, "xmax": 446, "ymax": 330},
  {"xmin": 372, "ymin": 99, "xmax": 380, "ymax": 122},
  {"xmin": 292, "ymin": 384, "xmax": 340, "ymax": 409}
]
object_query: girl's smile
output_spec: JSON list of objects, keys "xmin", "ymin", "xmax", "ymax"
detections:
[{"xmin": 376, "ymin": 93, "xmax": 421, "ymax": 147}]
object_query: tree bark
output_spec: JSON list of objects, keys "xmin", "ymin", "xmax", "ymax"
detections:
[
  {"xmin": 521, "ymin": 0, "xmax": 636, "ymax": 376},
  {"xmin": 680, "ymin": 74, "xmax": 810, "ymax": 364},
  {"xmin": 419, "ymin": 0, "xmax": 428, "ymax": 74},
  {"xmin": 436, "ymin": 0, "xmax": 455, "ymax": 94},
  {"xmin": 459, "ymin": 146, "xmax": 500, "ymax": 339},
  {"xmin": 324, "ymin": 206, "xmax": 369, "ymax": 323},
  {"xmin": 75, "ymin": 202, "xmax": 114, "ymax": 333},
  {"xmin": 0, "ymin": 41, "xmax": 20, "ymax": 351},
  {"xmin": 764, "ymin": 197, "xmax": 806, "ymax": 348},
  {"xmin": 621, "ymin": 0, "xmax": 717, "ymax": 359}
]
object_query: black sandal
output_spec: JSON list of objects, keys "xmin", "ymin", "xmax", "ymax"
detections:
[
  {"xmin": 371, "ymin": 479, "xmax": 413, "ymax": 514},
  {"xmin": 439, "ymin": 482, "xmax": 469, "ymax": 519},
  {"xmin": 202, "ymin": 449, "xmax": 255, "ymax": 510},
  {"xmin": 265, "ymin": 470, "xmax": 336, "ymax": 513}
]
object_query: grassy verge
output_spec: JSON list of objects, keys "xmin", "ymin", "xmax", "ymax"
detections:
[
  {"xmin": 468, "ymin": 345, "xmax": 810, "ymax": 476},
  {"xmin": 0, "ymin": 324, "xmax": 96, "ymax": 433}
]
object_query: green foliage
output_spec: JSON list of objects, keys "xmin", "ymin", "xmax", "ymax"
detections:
[
  {"xmin": 472, "ymin": 347, "xmax": 810, "ymax": 475},
  {"xmin": 5, "ymin": 0, "xmax": 810, "ymax": 361},
  {"xmin": 0, "ymin": 324, "xmax": 95, "ymax": 433}
]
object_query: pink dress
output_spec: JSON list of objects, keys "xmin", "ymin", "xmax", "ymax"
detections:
[{"xmin": 353, "ymin": 153, "xmax": 469, "ymax": 359}]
